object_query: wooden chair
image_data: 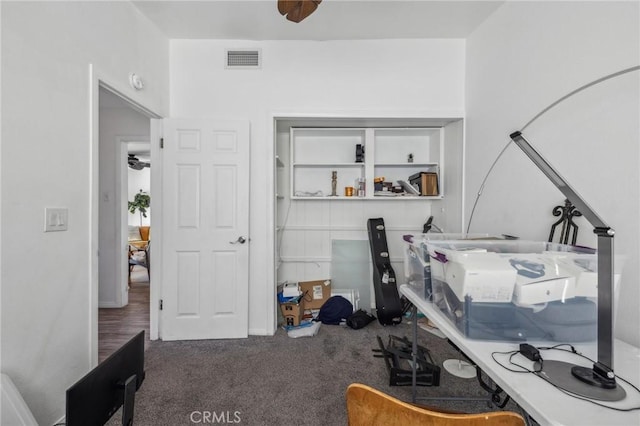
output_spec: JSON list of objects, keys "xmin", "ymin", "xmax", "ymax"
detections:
[
  {"xmin": 138, "ymin": 226, "xmax": 150, "ymax": 242},
  {"xmin": 128, "ymin": 241, "xmax": 150, "ymax": 283},
  {"xmin": 346, "ymin": 384, "xmax": 525, "ymax": 426},
  {"xmin": 128, "ymin": 226, "xmax": 151, "ymax": 283}
]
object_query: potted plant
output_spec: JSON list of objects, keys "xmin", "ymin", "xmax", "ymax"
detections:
[{"xmin": 128, "ymin": 189, "xmax": 150, "ymax": 226}]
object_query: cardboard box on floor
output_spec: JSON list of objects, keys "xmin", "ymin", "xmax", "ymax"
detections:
[
  {"xmin": 277, "ymin": 282, "xmax": 306, "ymax": 327},
  {"xmin": 299, "ymin": 279, "xmax": 331, "ymax": 310},
  {"xmin": 280, "ymin": 297, "xmax": 305, "ymax": 327}
]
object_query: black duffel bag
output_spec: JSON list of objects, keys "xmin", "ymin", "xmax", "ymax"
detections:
[{"xmin": 346, "ymin": 309, "xmax": 376, "ymax": 330}]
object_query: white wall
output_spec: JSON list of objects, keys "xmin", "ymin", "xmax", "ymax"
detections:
[
  {"xmin": 170, "ymin": 39, "xmax": 465, "ymax": 334},
  {"xmin": 1, "ymin": 2, "xmax": 168, "ymax": 424},
  {"xmin": 99, "ymin": 104, "xmax": 150, "ymax": 308},
  {"xmin": 465, "ymin": 2, "xmax": 639, "ymax": 346}
]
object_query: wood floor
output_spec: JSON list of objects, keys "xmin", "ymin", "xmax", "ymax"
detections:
[{"xmin": 98, "ymin": 266, "xmax": 150, "ymax": 362}]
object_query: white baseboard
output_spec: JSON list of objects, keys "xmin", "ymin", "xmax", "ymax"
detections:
[
  {"xmin": 249, "ymin": 328, "xmax": 274, "ymax": 336},
  {"xmin": 98, "ymin": 301, "xmax": 121, "ymax": 308}
]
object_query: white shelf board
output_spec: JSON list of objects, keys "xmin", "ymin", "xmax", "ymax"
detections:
[
  {"xmin": 374, "ymin": 162, "xmax": 438, "ymax": 167},
  {"xmin": 293, "ymin": 162, "xmax": 364, "ymax": 168},
  {"xmin": 290, "ymin": 195, "xmax": 436, "ymax": 200}
]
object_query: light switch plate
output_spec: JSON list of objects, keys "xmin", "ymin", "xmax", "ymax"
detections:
[{"xmin": 44, "ymin": 207, "xmax": 68, "ymax": 232}]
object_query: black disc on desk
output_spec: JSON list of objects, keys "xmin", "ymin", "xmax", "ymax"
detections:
[{"xmin": 536, "ymin": 360, "xmax": 627, "ymax": 402}]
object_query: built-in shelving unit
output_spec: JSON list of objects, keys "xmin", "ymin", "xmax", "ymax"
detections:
[
  {"xmin": 290, "ymin": 127, "xmax": 443, "ymax": 200},
  {"xmin": 273, "ymin": 115, "xmax": 465, "ymax": 312}
]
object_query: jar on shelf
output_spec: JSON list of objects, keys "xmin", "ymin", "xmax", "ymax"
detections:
[{"xmin": 356, "ymin": 177, "xmax": 366, "ymax": 197}]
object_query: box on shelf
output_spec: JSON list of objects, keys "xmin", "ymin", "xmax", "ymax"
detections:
[
  {"xmin": 409, "ymin": 172, "xmax": 439, "ymax": 196},
  {"xmin": 299, "ymin": 279, "xmax": 331, "ymax": 310},
  {"xmin": 422, "ymin": 239, "xmax": 619, "ymax": 342}
]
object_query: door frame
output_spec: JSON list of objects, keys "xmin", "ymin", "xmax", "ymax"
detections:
[
  {"xmin": 149, "ymin": 119, "xmax": 163, "ymax": 341},
  {"xmin": 89, "ymin": 64, "xmax": 162, "ymax": 365}
]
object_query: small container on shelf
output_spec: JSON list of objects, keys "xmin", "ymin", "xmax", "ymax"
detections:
[{"xmin": 356, "ymin": 177, "xmax": 366, "ymax": 197}]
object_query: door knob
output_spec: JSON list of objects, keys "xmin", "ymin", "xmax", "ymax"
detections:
[{"xmin": 230, "ymin": 236, "xmax": 247, "ymax": 244}]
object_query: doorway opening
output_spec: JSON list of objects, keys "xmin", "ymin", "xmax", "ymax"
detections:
[
  {"xmin": 126, "ymin": 140, "xmax": 151, "ymax": 293},
  {"xmin": 96, "ymin": 86, "xmax": 155, "ymax": 361}
]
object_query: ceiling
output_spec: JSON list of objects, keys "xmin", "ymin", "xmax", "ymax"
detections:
[{"xmin": 132, "ymin": 1, "xmax": 504, "ymax": 40}]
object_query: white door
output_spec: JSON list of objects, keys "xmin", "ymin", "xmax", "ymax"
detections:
[{"xmin": 160, "ymin": 119, "xmax": 250, "ymax": 340}]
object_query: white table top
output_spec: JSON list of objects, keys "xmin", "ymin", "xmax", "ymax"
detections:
[{"xmin": 400, "ymin": 284, "xmax": 640, "ymax": 426}]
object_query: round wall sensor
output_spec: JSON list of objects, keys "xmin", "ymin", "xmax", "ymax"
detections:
[{"xmin": 129, "ymin": 73, "xmax": 144, "ymax": 90}]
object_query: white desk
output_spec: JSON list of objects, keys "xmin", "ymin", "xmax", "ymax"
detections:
[{"xmin": 400, "ymin": 284, "xmax": 640, "ymax": 426}]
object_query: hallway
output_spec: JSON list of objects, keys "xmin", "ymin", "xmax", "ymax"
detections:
[{"xmin": 98, "ymin": 266, "xmax": 150, "ymax": 362}]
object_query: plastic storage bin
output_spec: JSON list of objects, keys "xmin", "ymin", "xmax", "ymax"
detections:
[
  {"xmin": 403, "ymin": 233, "xmax": 490, "ymax": 301},
  {"xmin": 424, "ymin": 240, "xmax": 608, "ymax": 342}
]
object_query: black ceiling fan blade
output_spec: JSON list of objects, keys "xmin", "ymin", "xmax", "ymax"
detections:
[{"xmin": 127, "ymin": 154, "xmax": 150, "ymax": 169}]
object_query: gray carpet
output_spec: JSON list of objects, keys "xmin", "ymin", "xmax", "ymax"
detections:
[{"xmin": 118, "ymin": 320, "xmax": 523, "ymax": 426}]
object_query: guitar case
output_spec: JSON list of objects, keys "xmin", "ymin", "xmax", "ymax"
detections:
[{"xmin": 367, "ymin": 218, "xmax": 403, "ymax": 325}]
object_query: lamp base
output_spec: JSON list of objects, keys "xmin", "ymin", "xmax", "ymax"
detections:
[{"xmin": 537, "ymin": 360, "xmax": 626, "ymax": 401}]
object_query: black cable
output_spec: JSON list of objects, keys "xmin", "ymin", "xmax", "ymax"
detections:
[
  {"xmin": 536, "ymin": 343, "xmax": 577, "ymax": 353},
  {"xmin": 509, "ymin": 351, "xmax": 543, "ymax": 374},
  {"xmin": 491, "ymin": 350, "xmax": 543, "ymax": 374},
  {"xmin": 475, "ymin": 367, "xmax": 510, "ymax": 408}
]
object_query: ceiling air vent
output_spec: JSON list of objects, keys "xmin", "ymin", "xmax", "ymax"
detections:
[{"xmin": 226, "ymin": 49, "xmax": 261, "ymax": 69}]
